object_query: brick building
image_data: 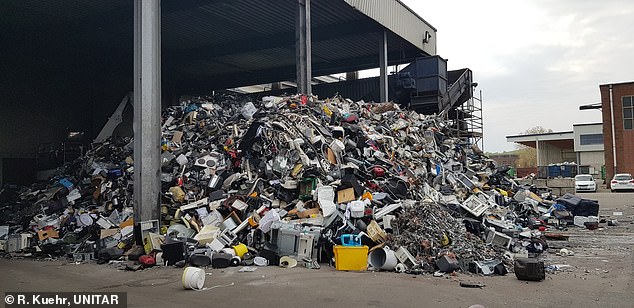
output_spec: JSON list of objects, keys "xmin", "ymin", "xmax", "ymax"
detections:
[{"xmin": 599, "ymin": 81, "xmax": 634, "ymax": 184}]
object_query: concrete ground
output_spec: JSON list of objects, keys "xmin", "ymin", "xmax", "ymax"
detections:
[{"xmin": 1, "ymin": 192, "xmax": 633, "ymax": 308}]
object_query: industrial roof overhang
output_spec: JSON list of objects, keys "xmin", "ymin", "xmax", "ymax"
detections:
[
  {"xmin": 506, "ymin": 132, "xmax": 575, "ymax": 149},
  {"xmin": 1, "ymin": 0, "xmax": 436, "ymax": 95}
]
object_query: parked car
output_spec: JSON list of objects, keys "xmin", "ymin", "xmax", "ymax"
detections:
[
  {"xmin": 610, "ymin": 173, "xmax": 634, "ymax": 192},
  {"xmin": 574, "ymin": 174, "xmax": 597, "ymax": 193}
]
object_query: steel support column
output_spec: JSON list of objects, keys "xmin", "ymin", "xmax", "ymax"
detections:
[
  {"xmin": 133, "ymin": 0, "xmax": 161, "ymax": 224},
  {"xmin": 296, "ymin": 0, "xmax": 312, "ymax": 95},
  {"xmin": 379, "ymin": 30, "xmax": 388, "ymax": 102},
  {"xmin": 536, "ymin": 139, "xmax": 541, "ymax": 167}
]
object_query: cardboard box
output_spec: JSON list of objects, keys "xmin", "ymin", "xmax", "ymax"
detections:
[
  {"xmin": 337, "ymin": 188, "xmax": 355, "ymax": 204},
  {"xmin": 327, "ymin": 148, "xmax": 337, "ymax": 164},
  {"xmin": 172, "ymin": 131, "xmax": 183, "ymax": 143},
  {"xmin": 100, "ymin": 228, "xmax": 120, "ymax": 239},
  {"xmin": 297, "ymin": 208, "xmax": 320, "ymax": 219},
  {"xmin": 119, "ymin": 218, "xmax": 134, "ymax": 229},
  {"xmin": 37, "ymin": 229, "xmax": 59, "ymax": 241}
]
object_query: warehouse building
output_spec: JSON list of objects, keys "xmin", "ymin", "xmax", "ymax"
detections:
[
  {"xmin": 1, "ymin": 1, "xmax": 486, "ymax": 222},
  {"xmin": 506, "ymin": 123, "xmax": 605, "ymax": 179}
]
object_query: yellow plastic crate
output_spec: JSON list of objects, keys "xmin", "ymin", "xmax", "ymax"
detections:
[{"xmin": 333, "ymin": 245, "xmax": 368, "ymax": 271}]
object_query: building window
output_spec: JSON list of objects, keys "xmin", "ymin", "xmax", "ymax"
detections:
[
  {"xmin": 580, "ymin": 133, "xmax": 603, "ymax": 145},
  {"xmin": 624, "ymin": 96, "xmax": 633, "ymax": 130}
]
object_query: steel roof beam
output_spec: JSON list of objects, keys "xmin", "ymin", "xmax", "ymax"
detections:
[
  {"xmin": 165, "ymin": 19, "xmax": 378, "ymax": 65},
  {"xmin": 175, "ymin": 50, "xmax": 413, "ymax": 94}
]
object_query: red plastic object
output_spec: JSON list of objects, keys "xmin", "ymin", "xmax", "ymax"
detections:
[
  {"xmin": 343, "ymin": 114, "xmax": 358, "ymax": 123},
  {"xmin": 372, "ymin": 167, "xmax": 385, "ymax": 177},
  {"xmin": 139, "ymin": 255, "xmax": 156, "ymax": 266}
]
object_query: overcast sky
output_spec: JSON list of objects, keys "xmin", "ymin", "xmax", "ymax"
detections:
[{"xmin": 399, "ymin": 0, "xmax": 634, "ymax": 152}]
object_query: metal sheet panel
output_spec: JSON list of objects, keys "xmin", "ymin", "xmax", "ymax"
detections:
[
  {"xmin": 2, "ymin": 0, "xmax": 433, "ymax": 93},
  {"xmin": 311, "ymin": 0, "xmax": 366, "ymax": 27},
  {"xmin": 7, "ymin": 0, "xmax": 128, "ymax": 19},
  {"xmin": 344, "ymin": 0, "xmax": 436, "ymax": 55}
]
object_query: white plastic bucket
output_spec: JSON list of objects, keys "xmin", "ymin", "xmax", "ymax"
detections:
[
  {"xmin": 182, "ymin": 267, "xmax": 205, "ymax": 290},
  {"xmin": 279, "ymin": 256, "xmax": 298, "ymax": 268},
  {"xmin": 368, "ymin": 246, "xmax": 398, "ymax": 271},
  {"xmin": 253, "ymin": 257, "xmax": 269, "ymax": 266}
]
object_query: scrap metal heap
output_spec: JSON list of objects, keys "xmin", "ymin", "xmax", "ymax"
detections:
[{"xmin": 1, "ymin": 94, "xmax": 575, "ymax": 275}]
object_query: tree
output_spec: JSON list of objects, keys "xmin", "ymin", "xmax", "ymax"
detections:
[
  {"xmin": 523, "ymin": 126, "xmax": 553, "ymax": 135},
  {"xmin": 515, "ymin": 126, "xmax": 553, "ymax": 167}
]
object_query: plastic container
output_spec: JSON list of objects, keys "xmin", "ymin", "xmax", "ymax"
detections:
[
  {"xmin": 333, "ymin": 245, "xmax": 368, "ymax": 271},
  {"xmin": 366, "ymin": 220, "xmax": 387, "ymax": 243},
  {"xmin": 253, "ymin": 256, "xmax": 269, "ymax": 266},
  {"xmin": 182, "ymin": 267, "xmax": 205, "ymax": 290},
  {"xmin": 341, "ymin": 234, "xmax": 361, "ymax": 246},
  {"xmin": 348, "ymin": 201, "xmax": 365, "ymax": 218},
  {"xmin": 368, "ymin": 246, "xmax": 398, "ymax": 271},
  {"xmin": 548, "ymin": 165, "xmax": 561, "ymax": 178},
  {"xmin": 573, "ymin": 216, "xmax": 588, "ymax": 227},
  {"xmin": 232, "ymin": 243, "xmax": 248, "ymax": 258}
]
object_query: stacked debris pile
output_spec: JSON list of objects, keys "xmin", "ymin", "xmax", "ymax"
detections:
[
  {"xmin": 390, "ymin": 201, "xmax": 503, "ymax": 273},
  {"xmin": 0, "ymin": 94, "xmax": 593, "ymax": 276},
  {"xmin": 0, "ymin": 137, "xmax": 135, "ymax": 259}
]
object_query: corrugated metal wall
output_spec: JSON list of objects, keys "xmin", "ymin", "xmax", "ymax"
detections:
[{"xmin": 344, "ymin": 0, "xmax": 436, "ymax": 55}]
